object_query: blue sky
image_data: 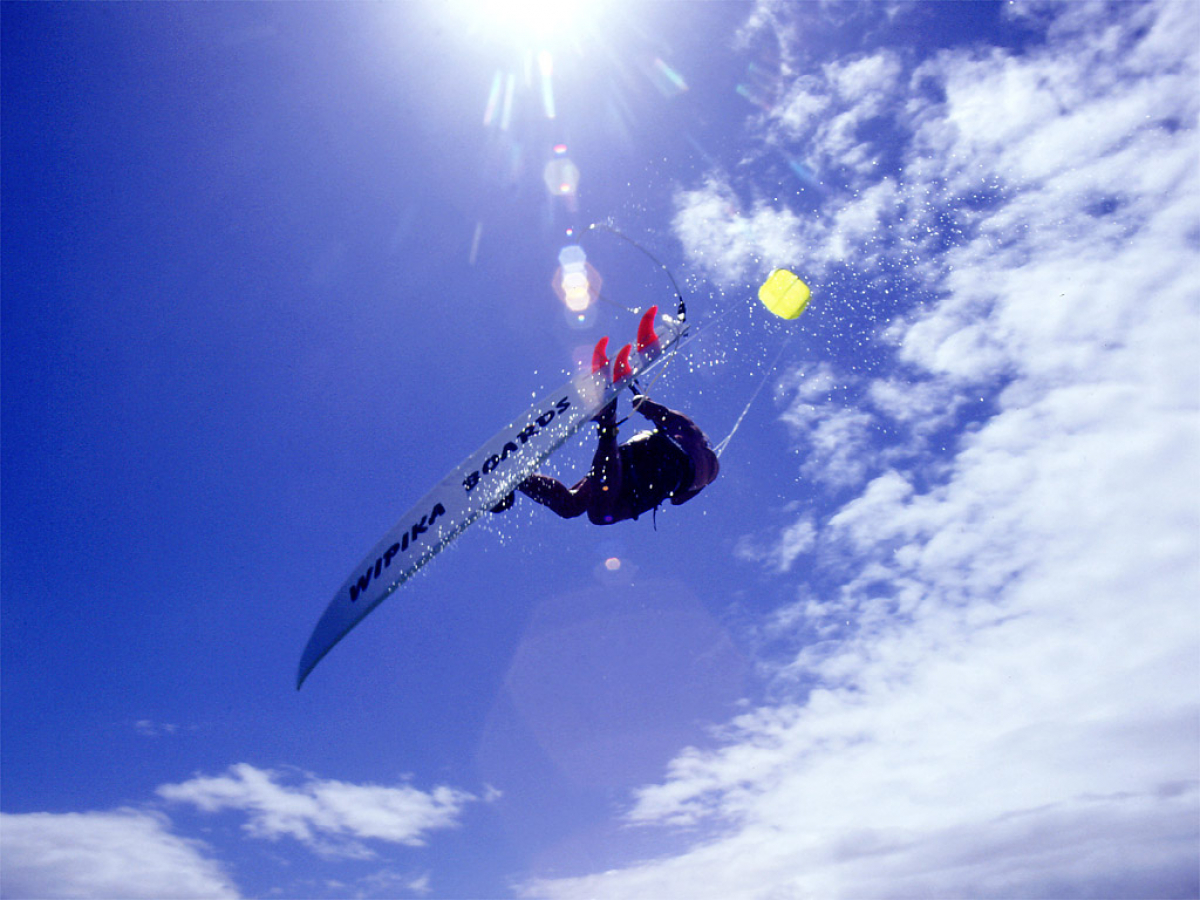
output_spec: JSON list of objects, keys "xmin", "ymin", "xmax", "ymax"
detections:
[{"xmin": 2, "ymin": 1, "xmax": 1197, "ymax": 898}]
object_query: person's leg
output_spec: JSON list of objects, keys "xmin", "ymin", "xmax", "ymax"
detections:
[
  {"xmin": 514, "ymin": 400, "xmax": 631, "ymax": 524},
  {"xmin": 584, "ymin": 401, "xmax": 626, "ymax": 524},
  {"xmin": 518, "ymin": 473, "xmax": 592, "ymax": 518}
]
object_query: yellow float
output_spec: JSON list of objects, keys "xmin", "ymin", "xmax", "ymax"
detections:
[{"xmin": 758, "ymin": 268, "xmax": 812, "ymax": 319}]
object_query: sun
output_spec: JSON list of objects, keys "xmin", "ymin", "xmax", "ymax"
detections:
[
  {"xmin": 487, "ymin": 0, "xmax": 577, "ymax": 43},
  {"xmin": 444, "ymin": 0, "xmax": 608, "ymax": 51}
]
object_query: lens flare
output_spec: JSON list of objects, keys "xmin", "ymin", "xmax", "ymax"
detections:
[
  {"xmin": 648, "ymin": 58, "xmax": 688, "ymax": 98},
  {"xmin": 558, "ymin": 245, "xmax": 585, "ymax": 266},
  {"xmin": 538, "ymin": 51, "xmax": 556, "ymax": 118},
  {"xmin": 483, "ymin": 72, "xmax": 503, "ymax": 126},
  {"xmin": 552, "ymin": 243, "xmax": 601, "ymax": 319},
  {"xmin": 543, "ymin": 156, "xmax": 579, "ymax": 197}
]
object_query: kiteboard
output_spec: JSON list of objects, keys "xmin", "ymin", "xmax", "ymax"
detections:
[{"xmin": 298, "ymin": 306, "xmax": 685, "ymax": 688}]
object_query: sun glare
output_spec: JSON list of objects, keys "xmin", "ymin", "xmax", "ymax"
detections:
[{"xmin": 447, "ymin": 0, "xmax": 604, "ymax": 50}]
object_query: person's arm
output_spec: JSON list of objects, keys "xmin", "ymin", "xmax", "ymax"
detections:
[
  {"xmin": 633, "ymin": 395, "xmax": 720, "ymax": 502},
  {"xmin": 632, "ymin": 396, "xmax": 708, "ymax": 446}
]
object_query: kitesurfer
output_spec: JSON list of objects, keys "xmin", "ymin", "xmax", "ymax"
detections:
[{"xmin": 492, "ymin": 394, "xmax": 719, "ymax": 524}]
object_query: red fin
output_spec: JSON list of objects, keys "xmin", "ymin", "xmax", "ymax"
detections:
[
  {"xmin": 591, "ymin": 336, "xmax": 610, "ymax": 376},
  {"xmin": 636, "ymin": 305, "xmax": 660, "ymax": 352},
  {"xmin": 612, "ymin": 343, "xmax": 634, "ymax": 382}
]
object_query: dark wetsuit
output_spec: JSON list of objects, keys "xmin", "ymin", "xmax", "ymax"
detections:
[
  {"xmin": 617, "ymin": 429, "xmax": 694, "ymax": 518},
  {"xmin": 516, "ymin": 396, "xmax": 719, "ymax": 525}
]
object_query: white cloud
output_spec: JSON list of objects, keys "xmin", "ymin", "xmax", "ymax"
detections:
[
  {"xmin": 133, "ymin": 719, "xmax": 200, "ymax": 738},
  {"xmin": 825, "ymin": 52, "xmax": 903, "ymax": 106},
  {"xmin": 157, "ymin": 763, "xmax": 480, "ymax": 859},
  {"xmin": 776, "ymin": 364, "xmax": 881, "ymax": 490},
  {"xmin": 773, "ymin": 78, "xmax": 830, "ymax": 136},
  {"xmin": 771, "ymin": 517, "xmax": 817, "ymax": 572},
  {"xmin": 352, "ymin": 868, "xmax": 434, "ymax": 898},
  {"xmin": 867, "ymin": 376, "xmax": 960, "ymax": 433},
  {"xmin": 0, "ymin": 809, "xmax": 239, "ymax": 900},
  {"xmin": 800, "ymin": 406, "xmax": 876, "ymax": 487},
  {"xmin": 671, "ymin": 178, "xmax": 809, "ymax": 287},
  {"xmin": 825, "ymin": 177, "xmax": 900, "ymax": 261},
  {"xmin": 735, "ymin": 516, "xmax": 816, "ymax": 573},
  {"xmin": 526, "ymin": 2, "xmax": 1200, "ymax": 897},
  {"xmin": 797, "ymin": 50, "xmax": 907, "ymax": 178},
  {"xmin": 0, "ymin": 765, "xmax": 482, "ymax": 899},
  {"xmin": 405, "ymin": 871, "xmax": 433, "ymax": 896}
]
